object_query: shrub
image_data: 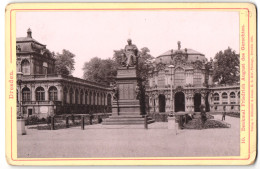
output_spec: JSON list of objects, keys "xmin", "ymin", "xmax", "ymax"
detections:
[
  {"xmin": 26, "ymin": 115, "xmax": 39, "ymax": 125},
  {"xmin": 41, "ymin": 117, "xmax": 46, "ymax": 122}
]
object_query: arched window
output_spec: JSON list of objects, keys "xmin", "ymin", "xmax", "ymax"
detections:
[
  {"xmin": 21, "ymin": 59, "xmax": 30, "ymax": 75},
  {"xmin": 230, "ymin": 92, "xmax": 236, "ymax": 98},
  {"xmin": 222, "ymin": 92, "xmax": 228, "ymax": 104},
  {"xmin": 80, "ymin": 90, "xmax": 84, "ymax": 104},
  {"xmin": 230, "ymin": 92, "xmax": 236, "ymax": 104},
  {"xmin": 22, "ymin": 87, "xmax": 31, "ymax": 101},
  {"xmin": 238, "ymin": 92, "xmax": 240, "ymax": 98},
  {"xmin": 174, "ymin": 67, "xmax": 185, "ymax": 86},
  {"xmin": 193, "ymin": 69, "xmax": 202, "ymax": 86},
  {"xmin": 63, "ymin": 87, "xmax": 67, "ymax": 103},
  {"xmin": 213, "ymin": 93, "xmax": 219, "ymax": 101},
  {"xmin": 69, "ymin": 88, "xmax": 73, "ymax": 104},
  {"xmin": 49, "ymin": 86, "xmax": 58, "ymax": 101},
  {"xmin": 222, "ymin": 92, "xmax": 228, "ymax": 99},
  {"xmin": 157, "ymin": 71, "xmax": 165, "ymax": 87},
  {"xmin": 43, "ymin": 62, "xmax": 48, "ymax": 75},
  {"xmin": 75, "ymin": 89, "xmax": 79, "ymax": 104},
  {"xmin": 36, "ymin": 87, "xmax": 45, "ymax": 101},
  {"xmin": 158, "ymin": 94, "xmax": 166, "ymax": 112}
]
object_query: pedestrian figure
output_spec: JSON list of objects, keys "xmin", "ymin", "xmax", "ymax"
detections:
[
  {"xmin": 200, "ymin": 104, "xmax": 207, "ymax": 129},
  {"xmin": 222, "ymin": 106, "xmax": 226, "ymax": 121},
  {"xmin": 89, "ymin": 113, "xmax": 94, "ymax": 125}
]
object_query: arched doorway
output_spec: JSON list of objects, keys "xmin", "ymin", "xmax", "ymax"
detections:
[
  {"xmin": 158, "ymin": 94, "xmax": 166, "ymax": 112},
  {"xmin": 194, "ymin": 93, "xmax": 201, "ymax": 112},
  {"xmin": 175, "ymin": 92, "xmax": 185, "ymax": 112}
]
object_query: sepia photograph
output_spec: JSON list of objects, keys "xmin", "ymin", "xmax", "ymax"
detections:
[{"xmin": 15, "ymin": 10, "xmax": 241, "ymax": 158}]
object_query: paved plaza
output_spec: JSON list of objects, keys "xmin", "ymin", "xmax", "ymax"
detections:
[{"xmin": 17, "ymin": 115, "xmax": 240, "ymax": 158}]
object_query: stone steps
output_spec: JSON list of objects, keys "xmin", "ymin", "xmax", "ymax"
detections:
[
  {"xmin": 102, "ymin": 115, "xmax": 154, "ymax": 125},
  {"xmin": 102, "ymin": 119, "xmax": 155, "ymax": 125}
]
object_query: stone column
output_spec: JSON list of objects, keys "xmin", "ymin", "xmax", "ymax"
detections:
[
  {"xmin": 227, "ymin": 92, "xmax": 230, "ymax": 111},
  {"xmin": 191, "ymin": 95, "xmax": 194, "ymax": 112},
  {"xmin": 185, "ymin": 96, "xmax": 189, "ymax": 112},
  {"xmin": 30, "ymin": 59, "xmax": 34, "ymax": 75},
  {"xmin": 201, "ymin": 92, "xmax": 205, "ymax": 105},
  {"xmin": 165, "ymin": 95, "xmax": 170, "ymax": 112},
  {"xmin": 219, "ymin": 92, "xmax": 222, "ymax": 111},
  {"xmin": 45, "ymin": 86, "xmax": 49, "ymax": 101},
  {"xmin": 155, "ymin": 96, "xmax": 159, "ymax": 112},
  {"xmin": 149, "ymin": 97, "xmax": 153, "ymax": 112},
  {"xmin": 59, "ymin": 88, "xmax": 63, "ymax": 104},
  {"xmin": 17, "ymin": 60, "xmax": 22, "ymax": 72},
  {"xmin": 236, "ymin": 92, "xmax": 238, "ymax": 105},
  {"xmin": 31, "ymin": 84, "xmax": 36, "ymax": 101},
  {"xmin": 186, "ymin": 94, "xmax": 192, "ymax": 112}
]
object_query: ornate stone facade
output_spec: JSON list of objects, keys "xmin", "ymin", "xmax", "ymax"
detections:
[{"xmin": 146, "ymin": 42, "xmax": 240, "ymax": 114}]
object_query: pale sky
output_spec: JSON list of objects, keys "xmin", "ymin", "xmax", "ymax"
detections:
[{"xmin": 16, "ymin": 11, "xmax": 239, "ymax": 78}]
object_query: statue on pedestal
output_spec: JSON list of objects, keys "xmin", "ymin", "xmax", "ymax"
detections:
[{"xmin": 121, "ymin": 39, "xmax": 139, "ymax": 68}]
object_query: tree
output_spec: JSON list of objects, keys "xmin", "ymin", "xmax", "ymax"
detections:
[
  {"xmin": 137, "ymin": 47, "xmax": 154, "ymax": 82},
  {"xmin": 55, "ymin": 49, "xmax": 75, "ymax": 75},
  {"xmin": 113, "ymin": 49, "xmax": 125, "ymax": 66},
  {"xmin": 82, "ymin": 57, "xmax": 118, "ymax": 85},
  {"xmin": 213, "ymin": 47, "xmax": 239, "ymax": 85}
]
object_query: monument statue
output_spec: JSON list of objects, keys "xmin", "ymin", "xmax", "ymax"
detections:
[
  {"xmin": 103, "ymin": 39, "xmax": 153, "ymax": 125},
  {"xmin": 122, "ymin": 39, "xmax": 139, "ymax": 68}
]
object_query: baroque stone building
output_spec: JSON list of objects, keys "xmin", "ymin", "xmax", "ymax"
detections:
[
  {"xmin": 146, "ymin": 42, "xmax": 240, "ymax": 114},
  {"xmin": 16, "ymin": 29, "xmax": 112, "ymax": 118}
]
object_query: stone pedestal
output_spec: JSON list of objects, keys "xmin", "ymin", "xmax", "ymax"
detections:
[
  {"xmin": 103, "ymin": 67, "xmax": 154, "ymax": 125},
  {"xmin": 17, "ymin": 119, "xmax": 26, "ymax": 135},
  {"xmin": 112, "ymin": 67, "xmax": 141, "ymax": 116}
]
